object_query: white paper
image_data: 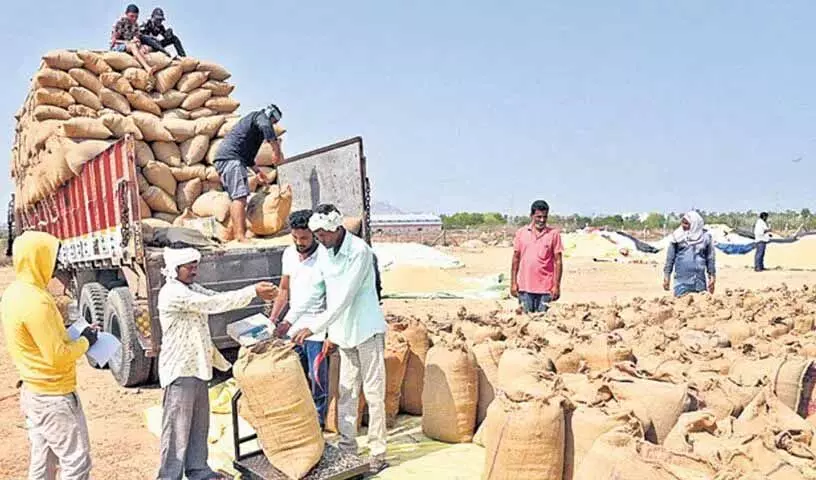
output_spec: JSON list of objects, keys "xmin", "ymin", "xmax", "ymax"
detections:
[
  {"xmin": 67, "ymin": 319, "xmax": 121, "ymax": 367},
  {"xmin": 67, "ymin": 318, "xmax": 90, "ymax": 341}
]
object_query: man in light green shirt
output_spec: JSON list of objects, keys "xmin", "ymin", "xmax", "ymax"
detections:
[{"xmin": 286, "ymin": 204, "xmax": 388, "ymax": 474}]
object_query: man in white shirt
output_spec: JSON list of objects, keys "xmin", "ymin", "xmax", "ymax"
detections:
[
  {"xmin": 754, "ymin": 212, "xmax": 771, "ymax": 272},
  {"xmin": 270, "ymin": 209, "xmax": 330, "ymax": 429},
  {"xmin": 156, "ymin": 247, "xmax": 277, "ymax": 480},
  {"xmin": 285, "ymin": 204, "xmax": 388, "ymax": 474}
]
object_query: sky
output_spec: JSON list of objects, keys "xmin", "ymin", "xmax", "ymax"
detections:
[{"xmin": 2, "ymin": 1, "xmax": 816, "ymax": 217}]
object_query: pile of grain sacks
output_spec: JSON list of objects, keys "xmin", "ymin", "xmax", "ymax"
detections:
[{"xmin": 12, "ymin": 49, "xmax": 291, "ymax": 241}]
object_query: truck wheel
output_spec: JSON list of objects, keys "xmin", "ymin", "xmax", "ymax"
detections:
[
  {"xmin": 104, "ymin": 287, "xmax": 151, "ymax": 387},
  {"xmin": 79, "ymin": 283, "xmax": 108, "ymax": 369}
]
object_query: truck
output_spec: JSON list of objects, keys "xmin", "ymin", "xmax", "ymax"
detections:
[{"xmin": 10, "ymin": 134, "xmax": 372, "ymax": 387}]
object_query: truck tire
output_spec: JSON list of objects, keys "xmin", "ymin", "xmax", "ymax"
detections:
[
  {"xmin": 104, "ymin": 287, "xmax": 151, "ymax": 387},
  {"xmin": 79, "ymin": 283, "xmax": 108, "ymax": 369}
]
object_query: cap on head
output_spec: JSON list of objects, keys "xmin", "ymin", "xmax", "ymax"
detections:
[
  {"xmin": 264, "ymin": 104, "xmax": 283, "ymax": 123},
  {"xmin": 151, "ymin": 7, "xmax": 165, "ymax": 20},
  {"xmin": 126, "ymin": 4, "xmax": 139, "ymax": 14}
]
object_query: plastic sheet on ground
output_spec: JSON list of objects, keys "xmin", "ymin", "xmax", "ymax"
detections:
[{"xmin": 373, "ymin": 243, "xmax": 464, "ymax": 270}]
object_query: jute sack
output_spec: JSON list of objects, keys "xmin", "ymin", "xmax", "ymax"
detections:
[
  {"xmin": 42, "ymin": 50, "xmax": 84, "ymax": 70},
  {"xmin": 197, "ymin": 61, "xmax": 231, "ymax": 81},
  {"xmin": 34, "ymin": 68, "xmax": 78, "ymax": 89},
  {"xmin": 134, "ymin": 140, "xmax": 154, "ymax": 167},
  {"xmin": 145, "ymin": 52, "xmax": 172, "ymax": 70},
  {"xmin": 421, "ymin": 336, "xmax": 479, "ymax": 443},
  {"xmin": 695, "ymin": 377, "xmax": 758, "ymax": 420},
  {"xmin": 139, "ymin": 196, "xmax": 151, "ymax": 219},
  {"xmin": 68, "ymin": 68, "xmax": 102, "ymax": 93},
  {"xmin": 606, "ymin": 375, "xmax": 694, "ymax": 444},
  {"xmin": 181, "ymin": 88, "xmax": 212, "ymax": 110},
  {"xmin": 177, "ymin": 71, "xmax": 210, "ymax": 93},
  {"xmin": 563, "ymin": 407, "xmax": 643, "ymax": 480},
  {"xmin": 192, "ymin": 191, "xmax": 232, "ymax": 223},
  {"xmin": 205, "ymin": 97, "xmax": 240, "ymax": 114},
  {"xmin": 170, "ymin": 165, "xmax": 208, "ymax": 182},
  {"xmin": 579, "ymin": 332, "xmax": 635, "ymax": 372},
  {"xmin": 142, "ymin": 186, "xmax": 179, "ymax": 214},
  {"xmin": 384, "ymin": 329, "xmax": 410, "ymax": 427},
  {"xmin": 189, "ymin": 107, "xmax": 215, "ymax": 120},
  {"xmin": 176, "ymin": 178, "xmax": 203, "ymax": 212},
  {"xmin": 233, "ymin": 340, "xmax": 324, "ymax": 480},
  {"xmin": 161, "ymin": 118, "xmax": 196, "ymax": 142},
  {"xmin": 217, "ymin": 116, "xmax": 240, "ymax": 137},
  {"xmin": 163, "ymin": 108, "xmax": 190, "ymax": 120},
  {"xmin": 152, "ymin": 89, "xmax": 187, "ymax": 110},
  {"xmin": 69, "ymin": 86, "xmax": 103, "ymax": 110},
  {"xmin": 155, "ymin": 65, "xmax": 183, "ymax": 94},
  {"xmin": 153, "ymin": 212, "xmax": 178, "ymax": 224},
  {"xmin": 202, "ymin": 79, "xmax": 235, "ymax": 96},
  {"xmin": 66, "ymin": 140, "xmax": 112, "ymax": 175},
  {"xmin": 482, "ymin": 390, "xmax": 569, "ymax": 480},
  {"xmin": 662, "ymin": 410, "xmax": 718, "ymax": 454},
  {"xmin": 99, "ymin": 88, "xmax": 131, "ymax": 115},
  {"xmin": 101, "ymin": 114, "xmax": 144, "ymax": 140},
  {"xmin": 68, "ymin": 105, "xmax": 98, "ymax": 118},
  {"xmin": 195, "ymin": 116, "xmax": 226, "ymax": 138},
  {"xmin": 729, "ymin": 358, "xmax": 813, "ymax": 416},
  {"xmin": 33, "ymin": 105, "xmax": 70, "ymax": 121},
  {"xmin": 246, "ymin": 185, "xmax": 293, "ymax": 236},
  {"xmin": 472, "ymin": 340, "xmax": 506, "ymax": 426},
  {"xmin": 179, "ymin": 57, "xmax": 200, "ymax": 73},
  {"xmin": 180, "ymin": 135, "xmax": 210, "ymax": 165},
  {"xmin": 206, "ymin": 139, "xmax": 223, "ymax": 164},
  {"xmin": 255, "ymin": 142, "xmax": 280, "ymax": 166},
  {"xmin": 127, "ymin": 91, "xmax": 162, "ymax": 116},
  {"xmin": 102, "ymin": 51, "xmax": 140, "ymax": 71},
  {"xmin": 99, "ymin": 72, "xmax": 134, "ymax": 95},
  {"xmin": 399, "ymin": 318, "xmax": 431, "ymax": 415},
  {"xmin": 77, "ymin": 51, "xmax": 113, "ymax": 75},
  {"xmin": 143, "ymin": 161, "xmax": 177, "ymax": 195},
  {"xmin": 131, "ymin": 112, "xmax": 174, "ymax": 142},
  {"xmin": 721, "ymin": 320, "xmax": 755, "ymax": 347},
  {"xmin": 735, "ymin": 387, "xmax": 816, "ymax": 441},
  {"xmin": 35, "ymin": 88, "xmax": 75, "ymax": 108},
  {"xmin": 152, "ymin": 142, "xmax": 182, "ymax": 167},
  {"xmin": 136, "ymin": 169, "xmax": 150, "ymax": 193},
  {"xmin": 456, "ymin": 320, "xmax": 503, "ymax": 345},
  {"xmin": 497, "ymin": 348, "xmax": 556, "ymax": 398},
  {"xmin": 123, "ymin": 67, "xmax": 153, "ymax": 91},
  {"xmin": 60, "ymin": 118, "xmax": 112, "ymax": 140}
]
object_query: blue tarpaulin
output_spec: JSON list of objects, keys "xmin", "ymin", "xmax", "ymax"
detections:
[{"xmin": 716, "ymin": 243, "xmax": 756, "ymax": 255}]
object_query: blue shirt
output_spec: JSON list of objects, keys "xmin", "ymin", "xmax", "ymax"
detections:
[
  {"xmin": 664, "ymin": 233, "xmax": 716, "ymax": 297},
  {"xmin": 287, "ymin": 231, "xmax": 387, "ymax": 349},
  {"xmin": 215, "ymin": 110, "xmax": 277, "ymax": 167}
]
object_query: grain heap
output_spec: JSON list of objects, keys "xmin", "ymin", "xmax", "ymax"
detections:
[{"xmin": 12, "ymin": 49, "xmax": 290, "ymax": 240}]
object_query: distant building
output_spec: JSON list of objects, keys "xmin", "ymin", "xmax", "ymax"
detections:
[{"xmin": 370, "ymin": 213, "xmax": 443, "ymax": 234}]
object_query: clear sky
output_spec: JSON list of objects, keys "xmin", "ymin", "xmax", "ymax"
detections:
[{"xmin": 2, "ymin": 1, "xmax": 816, "ymax": 216}]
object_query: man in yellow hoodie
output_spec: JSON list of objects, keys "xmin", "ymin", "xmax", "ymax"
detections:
[{"xmin": 1, "ymin": 231, "xmax": 99, "ymax": 480}]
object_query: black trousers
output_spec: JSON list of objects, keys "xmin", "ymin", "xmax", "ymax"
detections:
[{"xmin": 140, "ymin": 33, "xmax": 186, "ymax": 57}]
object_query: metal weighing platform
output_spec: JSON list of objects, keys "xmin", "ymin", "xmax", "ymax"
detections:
[{"xmin": 231, "ymin": 391, "xmax": 371, "ymax": 480}]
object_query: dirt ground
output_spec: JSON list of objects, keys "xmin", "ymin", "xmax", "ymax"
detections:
[{"xmin": 1, "ymin": 246, "xmax": 815, "ymax": 479}]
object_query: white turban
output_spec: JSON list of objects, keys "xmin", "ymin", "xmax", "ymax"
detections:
[
  {"xmin": 309, "ymin": 210, "xmax": 344, "ymax": 232},
  {"xmin": 161, "ymin": 247, "xmax": 202, "ymax": 280}
]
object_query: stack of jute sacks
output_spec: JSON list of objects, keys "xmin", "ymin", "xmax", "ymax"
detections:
[{"xmin": 12, "ymin": 49, "xmax": 291, "ymax": 241}]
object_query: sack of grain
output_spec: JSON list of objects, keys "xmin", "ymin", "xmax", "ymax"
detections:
[
  {"xmin": 181, "ymin": 88, "xmax": 212, "ymax": 110},
  {"xmin": 498, "ymin": 348, "xmax": 556, "ymax": 397},
  {"xmin": 139, "ymin": 196, "xmax": 151, "ymax": 219},
  {"xmin": 180, "ymin": 135, "xmax": 210, "ymax": 165},
  {"xmin": 25, "ymin": 120, "xmax": 61, "ymax": 152},
  {"xmin": 421, "ymin": 336, "xmax": 479, "ymax": 443},
  {"xmin": 103, "ymin": 51, "xmax": 140, "ymax": 71},
  {"xmin": 205, "ymin": 97, "xmax": 240, "ymax": 114},
  {"xmin": 35, "ymin": 87, "xmax": 75, "ymax": 108},
  {"xmin": 206, "ymin": 138, "xmax": 223, "ymax": 164},
  {"xmin": 99, "ymin": 88, "xmax": 131, "ymax": 115},
  {"xmin": 127, "ymin": 91, "xmax": 162, "ymax": 116},
  {"xmin": 384, "ymin": 330, "xmax": 410, "ymax": 428},
  {"xmin": 131, "ymin": 112, "xmax": 174, "ymax": 142},
  {"xmin": 170, "ymin": 165, "xmax": 208, "ymax": 182},
  {"xmin": 152, "ymin": 142, "xmax": 182, "ymax": 167},
  {"xmin": 729, "ymin": 358, "xmax": 814, "ymax": 416},
  {"xmin": 161, "ymin": 118, "xmax": 196, "ymax": 142},
  {"xmin": 255, "ymin": 142, "xmax": 280, "ymax": 166},
  {"xmin": 201, "ymin": 79, "xmax": 235, "ymax": 97},
  {"xmin": 472, "ymin": 340, "xmax": 506, "ymax": 426},
  {"xmin": 233, "ymin": 340, "xmax": 324, "ymax": 479},
  {"xmin": 42, "ymin": 50, "xmax": 84, "ymax": 70},
  {"xmin": 482, "ymin": 390, "xmax": 569, "ymax": 480},
  {"xmin": 195, "ymin": 116, "xmax": 226, "ymax": 138},
  {"xmin": 606, "ymin": 376, "xmax": 694, "ymax": 444},
  {"xmin": 246, "ymin": 185, "xmax": 293, "ymax": 236},
  {"xmin": 456, "ymin": 320, "xmax": 503, "ymax": 345},
  {"xmin": 60, "ymin": 118, "xmax": 112, "ymax": 140},
  {"xmin": 179, "ymin": 57, "xmax": 199, "ymax": 73},
  {"xmin": 155, "ymin": 64, "xmax": 183, "ymax": 94},
  {"xmin": 146, "ymin": 52, "xmax": 172, "ymax": 70},
  {"xmin": 133, "ymin": 140, "xmax": 154, "ymax": 167},
  {"xmin": 152, "ymin": 90, "xmax": 186, "ymax": 111},
  {"xmin": 143, "ymin": 161, "xmax": 177, "ymax": 195},
  {"xmin": 68, "ymin": 68, "xmax": 103, "ymax": 94},
  {"xmin": 197, "ymin": 61, "xmax": 231, "ymax": 81},
  {"xmin": 177, "ymin": 71, "xmax": 210, "ymax": 93},
  {"xmin": 99, "ymin": 72, "xmax": 134, "ymax": 95},
  {"xmin": 122, "ymin": 67, "xmax": 152, "ymax": 92},
  {"xmin": 399, "ymin": 318, "xmax": 431, "ymax": 415},
  {"xmin": 65, "ymin": 140, "xmax": 112, "ymax": 175},
  {"xmin": 136, "ymin": 170, "xmax": 150, "ymax": 193},
  {"xmin": 189, "ymin": 107, "xmax": 215, "ymax": 120},
  {"xmin": 192, "ymin": 191, "xmax": 232, "ymax": 223},
  {"xmin": 101, "ymin": 113, "xmax": 144, "ymax": 140},
  {"xmin": 175, "ymin": 178, "xmax": 203, "ymax": 212},
  {"xmin": 34, "ymin": 68, "xmax": 78, "ymax": 90},
  {"xmin": 662, "ymin": 410, "xmax": 718, "ymax": 454},
  {"xmin": 69, "ymin": 86, "xmax": 103, "ymax": 110},
  {"xmin": 564, "ymin": 407, "xmax": 643, "ymax": 480},
  {"xmin": 153, "ymin": 212, "xmax": 178, "ymax": 224},
  {"xmin": 579, "ymin": 332, "xmax": 635, "ymax": 372},
  {"xmin": 142, "ymin": 186, "xmax": 179, "ymax": 214},
  {"xmin": 68, "ymin": 105, "xmax": 98, "ymax": 118},
  {"xmin": 76, "ymin": 51, "xmax": 113, "ymax": 75},
  {"xmin": 217, "ymin": 115, "xmax": 240, "ymax": 137},
  {"xmin": 162, "ymin": 108, "xmax": 190, "ymax": 120},
  {"xmin": 33, "ymin": 105, "xmax": 71, "ymax": 121}
]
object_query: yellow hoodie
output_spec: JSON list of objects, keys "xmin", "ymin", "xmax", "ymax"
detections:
[{"xmin": 1, "ymin": 231, "xmax": 89, "ymax": 395}]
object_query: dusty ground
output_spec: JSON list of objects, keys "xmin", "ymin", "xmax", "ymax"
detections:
[{"xmin": 1, "ymin": 244, "xmax": 815, "ymax": 479}]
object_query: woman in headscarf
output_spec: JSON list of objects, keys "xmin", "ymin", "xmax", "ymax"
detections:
[{"xmin": 663, "ymin": 211, "xmax": 716, "ymax": 297}]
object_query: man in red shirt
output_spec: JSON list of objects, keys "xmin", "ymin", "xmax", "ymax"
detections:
[{"xmin": 511, "ymin": 200, "xmax": 564, "ymax": 313}]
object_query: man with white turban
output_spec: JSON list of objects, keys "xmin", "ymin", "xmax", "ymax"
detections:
[
  {"xmin": 663, "ymin": 211, "xmax": 716, "ymax": 297},
  {"xmin": 283, "ymin": 204, "xmax": 388, "ymax": 474},
  {"xmin": 156, "ymin": 247, "xmax": 277, "ymax": 480}
]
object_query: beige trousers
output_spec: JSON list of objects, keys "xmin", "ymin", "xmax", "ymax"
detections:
[
  {"xmin": 337, "ymin": 333, "xmax": 387, "ymax": 458},
  {"xmin": 20, "ymin": 388, "xmax": 92, "ymax": 480}
]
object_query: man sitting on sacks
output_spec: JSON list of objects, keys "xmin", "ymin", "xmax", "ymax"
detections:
[
  {"xmin": 213, "ymin": 104, "xmax": 285, "ymax": 243},
  {"xmin": 282, "ymin": 205, "xmax": 389, "ymax": 475},
  {"xmin": 156, "ymin": 246, "xmax": 278, "ymax": 480},
  {"xmin": 140, "ymin": 7, "xmax": 187, "ymax": 58},
  {"xmin": 110, "ymin": 4, "xmax": 159, "ymax": 76}
]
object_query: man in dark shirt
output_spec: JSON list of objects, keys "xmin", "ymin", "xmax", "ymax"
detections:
[
  {"xmin": 214, "ymin": 105, "xmax": 285, "ymax": 243},
  {"xmin": 140, "ymin": 8, "xmax": 187, "ymax": 57},
  {"xmin": 110, "ymin": 4, "xmax": 156, "ymax": 74}
]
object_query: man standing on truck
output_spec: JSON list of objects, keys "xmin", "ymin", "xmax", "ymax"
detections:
[
  {"xmin": 1, "ymin": 231, "xmax": 100, "ymax": 480},
  {"xmin": 140, "ymin": 7, "xmax": 187, "ymax": 57},
  {"xmin": 110, "ymin": 4, "xmax": 158, "ymax": 75},
  {"xmin": 510, "ymin": 200, "xmax": 564, "ymax": 313},
  {"xmin": 214, "ymin": 105, "xmax": 285, "ymax": 243},
  {"xmin": 285, "ymin": 204, "xmax": 389, "ymax": 474},
  {"xmin": 270, "ymin": 209, "xmax": 330, "ymax": 429},
  {"xmin": 156, "ymin": 247, "xmax": 278, "ymax": 480}
]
